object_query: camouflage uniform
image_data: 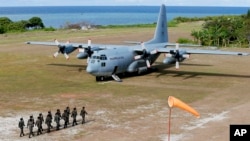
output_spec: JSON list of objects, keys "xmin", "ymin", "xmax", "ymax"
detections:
[
  {"xmin": 80, "ymin": 107, "xmax": 88, "ymax": 124},
  {"xmin": 27, "ymin": 116, "xmax": 35, "ymax": 138},
  {"xmin": 66, "ymin": 107, "xmax": 70, "ymax": 124},
  {"xmin": 39, "ymin": 113, "xmax": 44, "ymax": 131},
  {"xmin": 48, "ymin": 111, "xmax": 53, "ymax": 129},
  {"xmin": 55, "ymin": 109, "xmax": 61, "ymax": 127},
  {"xmin": 18, "ymin": 118, "xmax": 25, "ymax": 137},
  {"xmin": 35, "ymin": 117, "xmax": 42, "ymax": 135},
  {"xmin": 71, "ymin": 107, "xmax": 78, "ymax": 126},
  {"xmin": 54, "ymin": 113, "xmax": 60, "ymax": 130},
  {"xmin": 62, "ymin": 110, "xmax": 68, "ymax": 128},
  {"xmin": 45, "ymin": 114, "xmax": 52, "ymax": 133}
]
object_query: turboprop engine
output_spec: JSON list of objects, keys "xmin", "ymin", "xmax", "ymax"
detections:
[
  {"xmin": 163, "ymin": 43, "xmax": 190, "ymax": 69},
  {"xmin": 53, "ymin": 40, "xmax": 77, "ymax": 60},
  {"xmin": 77, "ymin": 39, "xmax": 101, "ymax": 59}
]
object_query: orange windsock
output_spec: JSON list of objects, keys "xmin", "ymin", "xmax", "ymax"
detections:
[{"xmin": 168, "ymin": 96, "xmax": 200, "ymax": 118}]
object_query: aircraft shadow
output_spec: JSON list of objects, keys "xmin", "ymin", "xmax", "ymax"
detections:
[
  {"xmin": 155, "ymin": 65, "xmax": 250, "ymax": 80},
  {"xmin": 119, "ymin": 63, "xmax": 214, "ymax": 81},
  {"xmin": 47, "ymin": 63, "xmax": 87, "ymax": 72},
  {"xmin": 46, "ymin": 63, "xmax": 250, "ymax": 81},
  {"xmin": 21, "ymin": 119, "xmax": 95, "ymax": 138}
]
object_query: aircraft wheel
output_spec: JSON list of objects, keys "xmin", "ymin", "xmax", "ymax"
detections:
[
  {"xmin": 96, "ymin": 76, "xmax": 100, "ymax": 81},
  {"xmin": 100, "ymin": 76, "xmax": 105, "ymax": 81},
  {"xmin": 96, "ymin": 76, "xmax": 105, "ymax": 81}
]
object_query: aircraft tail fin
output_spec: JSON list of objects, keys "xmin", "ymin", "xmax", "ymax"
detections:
[{"xmin": 146, "ymin": 4, "xmax": 168, "ymax": 44}]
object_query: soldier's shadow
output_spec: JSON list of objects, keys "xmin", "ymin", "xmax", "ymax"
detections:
[{"xmin": 22, "ymin": 119, "xmax": 95, "ymax": 138}]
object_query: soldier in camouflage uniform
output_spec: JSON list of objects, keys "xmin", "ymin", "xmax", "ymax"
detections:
[
  {"xmin": 54, "ymin": 112, "xmax": 61, "ymax": 130},
  {"xmin": 35, "ymin": 116, "xmax": 42, "ymax": 135},
  {"xmin": 66, "ymin": 106, "xmax": 70, "ymax": 124},
  {"xmin": 47, "ymin": 111, "xmax": 53, "ymax": 129},
  {"xmin": 45, "ymin": 114, "xmax": 52, "ymax": 133},
  {"xmin": 18, "ymin": 118, "xmax": 25, "ymax": 137},
  {"xmin": 27, "ymin": 116, "xmax": 35, "ymax": 138},
  {"xmin": 55, "ymin": 109, "xmax": 61, "ymax": 127},
  {"xmin": 39, "ymin": 113, "xmax": 44, "ymax": 131},
  {"xmin": 80, "ymin": 107, "xmax": 88, "ymax": 124},
  {"xmin": 71, "ymin": 107, "xmax": 78, "ymax": 126},
  {"xmin": 61, "ymin": 109, "xmax": 68, "ymax": 128}
]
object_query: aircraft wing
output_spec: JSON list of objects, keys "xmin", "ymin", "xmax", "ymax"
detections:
[
  {"xmin": 26, "ymin": 41, "xmax": 86, "ymax": 48},
  {"xmin": 26, "ymin": 41, "xmax": 120, "ymax": 49},
  {"xmin": 157, "ymin": 47, "xmax": 249, "ymax": 56}
]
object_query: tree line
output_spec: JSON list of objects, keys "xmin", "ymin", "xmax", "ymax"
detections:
[
  {"xmin": 175, "ymin": 10, "xmax": 250, "ymax": 47},
  {"xmin": 0, "ymin": 17, "xmax": 47, "ymax": 34}
]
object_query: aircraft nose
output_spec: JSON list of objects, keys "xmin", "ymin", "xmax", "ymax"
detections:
[
  {"xmin": 86, "ymin": 66, "xmax": 95, "ymax": 74},
  {"xmin": 86, "ymin": 66, "xmax": 92, "ymax": 73}
]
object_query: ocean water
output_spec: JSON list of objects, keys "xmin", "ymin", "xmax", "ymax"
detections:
[{"xmin": 0, "ymin": 6, "xmax": 249, "ymax": 28}]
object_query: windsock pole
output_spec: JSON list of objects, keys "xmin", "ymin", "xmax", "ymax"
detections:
[{"xmin": 168, "ymin": 107, "xmax": 172, "ymax": 141}]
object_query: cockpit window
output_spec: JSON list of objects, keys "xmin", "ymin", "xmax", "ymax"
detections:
[
  {"xmin": 91, "ymin": 55, "xmax": 107, "ymax": 60},
  {"xmin": 100, "ymin": 54, "xmax": 107, "ymax": 60}
]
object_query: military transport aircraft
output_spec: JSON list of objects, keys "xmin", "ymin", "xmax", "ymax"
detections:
[{"xmin": 27, "ymin": 4, "xmax": 249, "ymax": 82}]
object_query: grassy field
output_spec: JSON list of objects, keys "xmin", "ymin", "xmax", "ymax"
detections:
[{"xmin": 0, "ymin": 22, "xmax": 250, "ymax": 141}]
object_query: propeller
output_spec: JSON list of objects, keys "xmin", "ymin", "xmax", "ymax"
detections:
[
  {"xmin": 84, "ymin": 39, "xmax": 94, "ymax": 57},
  {"xmin": 53, "ymin": 39, "xmax": 69, "ymax": 60},
  {"xmin": 165, "ymin": 43, "xmax": 190, "ymax": 69},
  {"xmin": 134, "ymin": 42, "xmax": 158, "ymax": 68}
]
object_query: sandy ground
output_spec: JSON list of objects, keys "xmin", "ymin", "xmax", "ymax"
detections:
[{"xmin": 0, "ymin": 24, "xmax": 250, "ymax": 141}]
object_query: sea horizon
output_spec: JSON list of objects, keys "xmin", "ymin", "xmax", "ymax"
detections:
[{"xmin": 0, "ymin": 6, "xmax": 249, "ymax": 28}]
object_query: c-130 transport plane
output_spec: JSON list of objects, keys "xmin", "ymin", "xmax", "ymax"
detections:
[{"xmin": 27, "ymin": 4, "xmax": 249, "ymax": 82}]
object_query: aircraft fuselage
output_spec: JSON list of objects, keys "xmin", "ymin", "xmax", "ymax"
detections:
[{"xmin": 86, "ymin": 45, "xmax": 160, "ymax": 79}]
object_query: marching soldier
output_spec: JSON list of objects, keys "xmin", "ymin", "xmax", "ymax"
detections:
[
  {"xmin": 35, "ymin": 116, "xmax": 42, "ymax": 135},
  {"xmin": 45, "ymin": 114, "xmax": 52, "ymax": 133},
  {"xmin": 39, "ymin": 113, "xmax": 44, "ymax": 131},
  {"xmin": 62, "ymin": 110, "xmax": 68, "ymax": 128},
  {"xmin": 71, "ymin": 107, "xmax": 77, "ymax": 126},
  {"xmin": 54, "ymin": 112, "xmax": 61, "ymax": 130},
  {"xmin": 48, "ymin": 111, "xmax": 53, "ymax": 129},
  {"xmin": 80, "ymin": 107, "xmax": 88, "ymax": 124},
  {"xmin": 18, "ymin": 118, "xmax": 25, "ymax": 137},
  {"xmin": 27, "ymin": 116, "xmax": 35, "ymax": 138},
  {"xmin": 55, "ymin": 109, "xmax": 61, "ymax": 127},
  {"xmin": 66, "ymin": 106, "xmax": 70, "ymax": 125}
]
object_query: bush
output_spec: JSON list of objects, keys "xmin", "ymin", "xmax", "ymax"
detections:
[
  {"xmin": 0, "ymin": 26, "xmax": 6, "ymax": 34},
  {"xmin": 43, "ymin": 26, "xmax": 56, "ymax": 31},
  {"xmin": 0, "ymin": 17, "xmax": 12, "ymax": 27},
  {"xmin": 28, "ymin": 17, "xmax": 44, "ymax": 29},
  {"xmin": 7, "ymin": 21, "xmax": 27, "ymax": 32},
  {"xmin": 168, "ymin": 20, "xmax": 179, "ymax": 27},
  {"xmin": 177, "ymin": 38, "xmax": 194, "ymax": 44}
]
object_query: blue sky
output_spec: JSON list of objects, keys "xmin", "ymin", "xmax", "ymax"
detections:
[{"xmin": 0, "ymin": 0, "xmax": 249, "ymax": 6}]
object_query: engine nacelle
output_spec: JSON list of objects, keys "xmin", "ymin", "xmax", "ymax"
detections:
[
  {"xmin": 127, "ymin": 60, "xmax": 146, "ymax": 73},
  {"xmin": 163, "ymin": 57, "xmax": 176, "ymax": 64},
  {"xmin": 163, "ymin": 50, "xmax": 190, "ymax": 64},
  {"xmin": 63, "ymin": 45, "xmax": 77, "ymax": 54},
  {"xmin": 76, "ymin": 52, "xmax": 88, "ymax": 59}
]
